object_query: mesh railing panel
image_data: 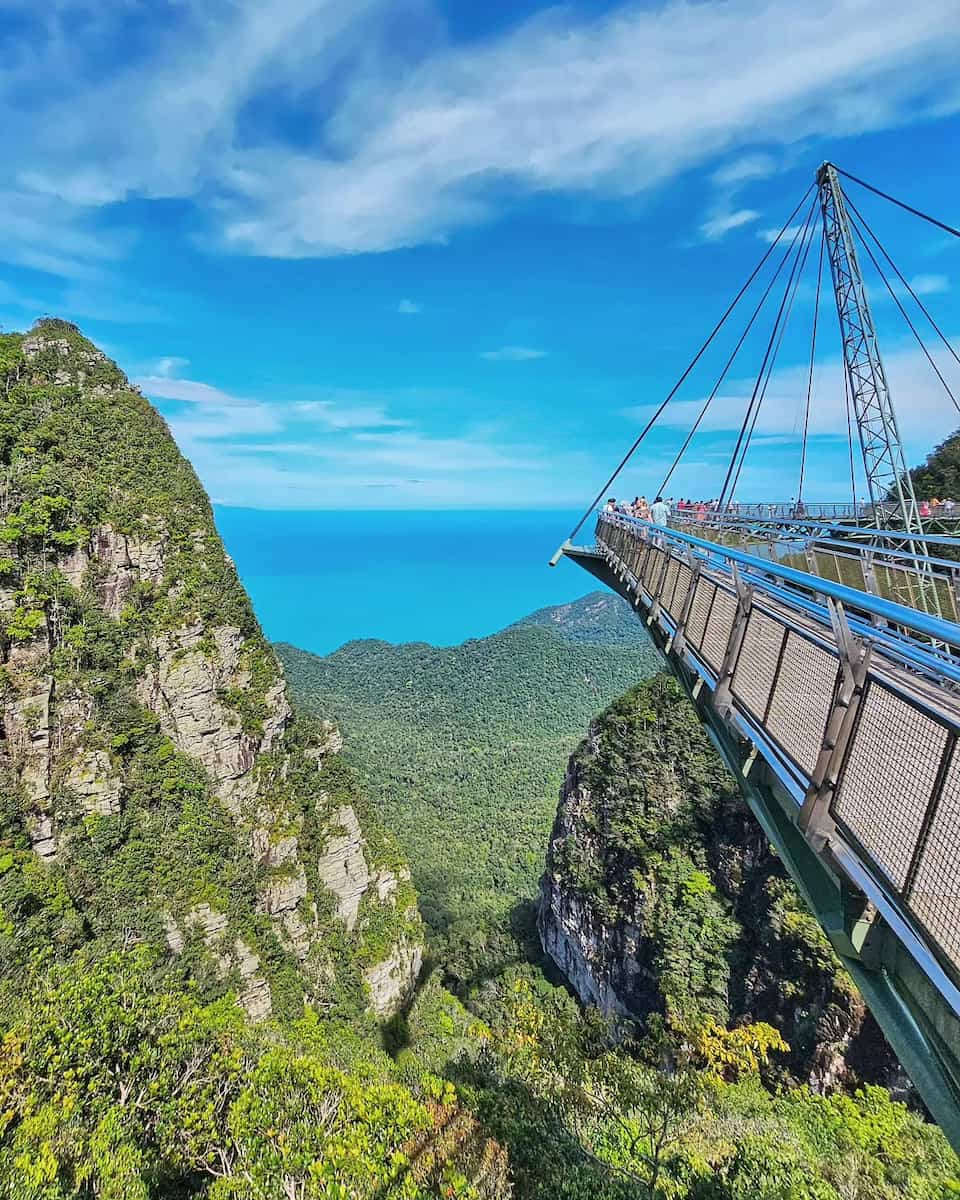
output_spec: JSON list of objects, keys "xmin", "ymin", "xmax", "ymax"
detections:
[
  {"xmin": 622, "ymin": 538, "xmax": 643, "ymax": 578},
  {"xmin": 685, "ymin": 579, "xmax": 715, "ymax": 652},
  {"xmin": 701, "ymin": 587, "xmax": 738, "ymax": 673},
  {"xmin": 668, "ymin": 563, "xmax": 693, "ymax": 622},
  {"xmin": 732, "ymin": 609, "xmax": 786, "ymax": 721},
  {"xmin": 630, "ymin": 540, "xmax": 652, "ymax": 582},
  {"xmin": 833, "ymin": 683, "xmax": 950, "ymax": 891},
  {"xmin": 906, "ymin": 749, "xmax": 960, "ymax": 974},
  {"xmin": 765, "ymin": 632, "xmax": 840, "ymax": 776},
  {"xmin": 661, "ymin": 557, "xmax": 680, "ymax": 609},
  {"xmin": 644, "ymin": 546, "xmax": 665, "ymax": 591}
]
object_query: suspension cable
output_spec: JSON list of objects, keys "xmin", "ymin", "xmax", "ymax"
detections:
[
  {"xmin": 798, "ymin": 228, "xmax": 825, "ymax": 503},
  {"xmin": 846, "ymin": 209, "xmax": 960, "ymax": 417},
  {"xmin": 836, "ymin": 166, "xmax": 960, "ymax": 241},
  {"xmin": 844, "ymin": 193, "xmax": 960, "ymax": 370},
  {"xmin": 657, "ymin": 214, "xmax": 813, "ymax": 497},
  {"xmin": 718, "ymin": 196, "xmax": 817, "ymax": 508},
  {"xmin": 561, "ymin": 183, "xmax": 815, "ymax": 543},
  {"xmin": 726, "ymin": 210, "xmax": 818, "ymax": 504}
]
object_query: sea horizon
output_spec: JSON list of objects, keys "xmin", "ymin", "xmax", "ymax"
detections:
[{"xmin": 215, "ymin": 507, "xmax": 599, "ymax": 656}]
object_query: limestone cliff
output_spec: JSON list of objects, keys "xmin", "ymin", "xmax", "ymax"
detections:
[
  {"xmin": 0, "ymin": 319, "xmax": 422, "ymax": 1021},
  {"xmin": 538, "ymin": 675, "xmax": 901, "ymax": 1093}
]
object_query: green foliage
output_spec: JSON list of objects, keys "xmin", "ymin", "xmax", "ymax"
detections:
[
  {"xmin": 464, "ymin": 984, "xmax": 959, "ymax": 1200},
  {"xmin": 0, "ymin": 948, "xmax": 506, "ymax": 1199},
  {"xmin": 907, "ymin": 427, "xmax": 960, "ymax": 501},
  {"xmin": 278, "ymin": 592, "xmax": 659, "ymax": 1016},
  {"xmin": 0, "ymin": 320, "xmax": 259, "ymax": 637}
]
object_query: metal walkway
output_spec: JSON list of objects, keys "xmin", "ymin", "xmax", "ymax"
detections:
[{"xmin": 561, "ymin": 513, "xmax": 960, "ymax": 1148}]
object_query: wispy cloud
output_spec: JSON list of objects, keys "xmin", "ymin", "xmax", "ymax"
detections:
[
  {"xmin": 905, "ymin": 273, "xmax": 949, "ymax": 297},
  {"xmin": 133, "ymin": 363, "xmax": 575, "ymax": 507},
  {"xmin": 136, "ymin": 376, "xmax": 250, "ymax": 407},
  {"xmin": 711, "ymin": 154, "xmax": 778, "ymax": 188},
  {"xmin": 623, "ymin": 339, "xmax": 960, "ymax": 450},
  {"xmin": 759, "ymin": 223, "xmax": 805, "ymax": 244},
  {"xmin": 699, "ymin": 208, "xmax": 760, "ymax": 242},
  {"xmin": 396, "ymin": 298, "xmax": 422, "ymax": 315},
  {"xmin": 152, "ymin": 356, "xmax": 190, "ymax": 377},
  {"xmin": 2, "ymin": 0, "xmax": 959, "ymax": 267},
  {"xmin": 481, "ymin": 346, "xmax": 547, "ymax": 362}
]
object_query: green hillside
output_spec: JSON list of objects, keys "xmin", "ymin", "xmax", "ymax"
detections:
[{"xmin": 278, "ymin": 595, "xmax": 659, "ymax": 996}]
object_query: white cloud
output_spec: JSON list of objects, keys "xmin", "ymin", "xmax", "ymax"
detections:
[
  {"xmin": 481, "ymin": 346, "xmax": 547, "ymax": 362},
  {"xmin": 759, "ymin": 223, "xmax": 805, "ymax": 244},
  {"xmin": 2, "ymin": 0, "xmax": 959, "ymax": 266},
  {"xmin": 396, "ymin": 298, "xmax": 422, "ymax": 314},
  {"xmin": 906, "ymin": 273, "xmax": 949, "ymax": 296},
  {"xmin": 711, "ymin": 154, "xmax": 777, "ymax": 187},
  {"xmin": 699, "ymin": 208, "xmax": 760, "ymax": 241},
  {"xmin": 623, "ymin": 338, "xmax": 960, "ymax": 452},
  {"xmin": 290, "ymin": 399, "xmax": 408, "ymax": 429},
  {"xmin": 132, "ymin": 363, "xmax": 576, "ymax": 506},
  {"xmin": 152, "ymin": 355, "xmax": 190, "ymax": 377},
  {"xmin": 136, "ymin": 376, "xmax": 250, "ymax": 407}
]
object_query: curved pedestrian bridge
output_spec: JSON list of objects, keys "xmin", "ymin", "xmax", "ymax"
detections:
[{"xmin": 560, "ymin": 512, "xmax": 960, "ymax": 1146}]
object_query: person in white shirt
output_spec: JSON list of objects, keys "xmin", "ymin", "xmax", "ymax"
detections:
[{"xmin": 650, "ymin": 495, "xmax": 670, "ymax": 525}]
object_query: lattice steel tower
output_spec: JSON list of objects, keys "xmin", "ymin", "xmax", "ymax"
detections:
[{"xmin": 817, "ymin": 162, "xmax": 925, "ymax": 536}]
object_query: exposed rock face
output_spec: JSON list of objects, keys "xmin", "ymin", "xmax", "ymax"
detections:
[
  {"xmin": 136, "ymin": 621, "xmax": 290, "ymax": 815},
  {"xmin": 164, "ymin": 903, "xmax": 273, "ymax": 1022},
  {"xmin": 538, "ymin": 676, "xmax": 899, "ymax": 1093},
  {"xmin": 364, "ymin": 935, "xmax": 424, "ymax": 1018},
  {"xmin": 317, "ymin": 805, "xmax": 372, "ymax": 932},
  {"xmin": 0, "ymin": 319, "xmax": 423, "ymax": 1023},
  {"xmin": 63, "ymin": 750, "xmax": 122, "ymax": 816}
]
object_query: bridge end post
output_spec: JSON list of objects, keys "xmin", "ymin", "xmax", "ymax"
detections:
[{"xmin": 549, "ymin": 540, "xmax": 573, "ymax": 567}]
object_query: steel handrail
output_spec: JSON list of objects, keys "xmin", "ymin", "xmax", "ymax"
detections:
[
  {"xmin": 600, "ymin": 513, "xmax": 960, "ymax": 649},
  {"xmin": 676, "ymin": 512, "xmax": 960, "ymax": 550}
]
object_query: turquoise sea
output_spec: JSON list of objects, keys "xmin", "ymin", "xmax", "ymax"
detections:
[{"xmin": 214, "ymin": 508, "xmax": 596, "ymax": 655}]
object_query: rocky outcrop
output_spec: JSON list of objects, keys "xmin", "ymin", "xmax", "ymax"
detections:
[
  {"xmin": 0, "ymin": 319, "xmax": 424, "ymax": 1022},
  {"xmin": 317, "ymin": 805, "xmax": 372, "ymax": 931},
  {"xmin": 136, "ymin": 620, "xmax": 291, "ymax": 815},
  {"xmin": 63, "ymin": 750, "xmax": 122, "ymax": 816},
  {"xmin": 164, "ymin": 903, "xmax": 273, "ymax": 1022},
  {"xmin": 538, "ymin": 676, "xmax": 899, "ymax": 1093},
  {"xmin": 364, "ymin": 935, "xmax": 424, "ymax": 1018}
]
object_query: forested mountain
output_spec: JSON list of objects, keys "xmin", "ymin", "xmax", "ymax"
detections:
[
  {"xmin": 277, "ymin": 596, "xmax": 659, "ymax": 1010},
  {"xmin": 0, "ymin": 320, "xmax": 507, "ymax": 1197},
  {"xmin": 540, "ymin": 676, "xmax": 897, "ymax": 1092},
  {"xmin": 510, "ymin": 591, "xmax": 651, "ymax": 646},
  {"xmin": 908, "ymin": 427, "xmax": 960, "ymax": 498}
]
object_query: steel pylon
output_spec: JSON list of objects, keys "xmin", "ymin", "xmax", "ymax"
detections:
[{"xmin": 817, "ymin": 162, "xmax": 940, "ymax": 615}]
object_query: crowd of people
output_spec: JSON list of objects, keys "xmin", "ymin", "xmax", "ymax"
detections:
[
  {"xmin": 919, "ymin": 497, "xmax": 957, "ymax": 517},
  {"xmin": 604, "ymin": 495, "xmax": 672, "ymax": 523},
  {"xmin": 602, "ymin": 495, "xmax": 730, "ymax": 524}
]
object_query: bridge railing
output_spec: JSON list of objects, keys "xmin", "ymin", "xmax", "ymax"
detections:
[
  {"xmin": 670, "ymin": 512, "xmax": 960, "ymax": 623},
  {"xmin": 595, "ymin": 512, "xmax": 960, "ymax": 989},
  {"xmin": 687, "ymin": 500, "xmax": 869, "ymax": 520}
]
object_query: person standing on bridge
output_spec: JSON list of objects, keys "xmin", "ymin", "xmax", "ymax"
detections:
[{"xmin": 650, "ymin": 495, "xmax": 670, "ymax": 526}]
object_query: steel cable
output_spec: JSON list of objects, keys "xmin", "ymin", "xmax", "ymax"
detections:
[{"xmin": 561, "ymin": 183, "xmax": 816, "ymax": 545}]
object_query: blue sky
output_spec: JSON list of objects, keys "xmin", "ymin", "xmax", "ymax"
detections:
[{"xmin": 2, "ymin": 0, "xmax": 960, "ymax": 510}]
